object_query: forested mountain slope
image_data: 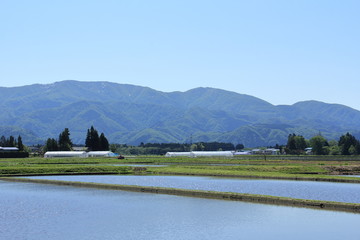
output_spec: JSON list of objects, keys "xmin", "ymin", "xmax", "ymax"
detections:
[{"xmin": 1, "ymin": 80, "xmax": 360, "ymax": 147}]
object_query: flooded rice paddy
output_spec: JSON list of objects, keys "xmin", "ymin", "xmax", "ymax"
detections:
[
  {"xmin": 1, "ymin": 180, "xmax": 360, "ymax": 240},
  {"xmin": 26, "ymin": 175, "xmax": 360, "ymax": 203}
]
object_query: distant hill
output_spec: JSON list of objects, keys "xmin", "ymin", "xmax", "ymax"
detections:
[{"xmin": 1, "ymin": 80, "xmax": 360, "ymax": 147}]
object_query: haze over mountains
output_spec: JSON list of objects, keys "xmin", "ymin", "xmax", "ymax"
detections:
[{"xmin": 1, "ymin": 80, "xmax": 360, "ymax": 147}]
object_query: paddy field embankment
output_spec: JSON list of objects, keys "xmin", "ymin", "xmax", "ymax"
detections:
[{"xmin": 1, "ymin": 155, "xmax": 360, "ymax": 212}]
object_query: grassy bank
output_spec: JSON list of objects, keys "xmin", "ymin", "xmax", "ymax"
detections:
[{"xmin": 2, "ymin": 177, "xmax": 360, "ymax": 213}]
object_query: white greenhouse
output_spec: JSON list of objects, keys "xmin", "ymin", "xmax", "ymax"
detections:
[
  {"xmin": 44, "ymin": 151, "xmax": 88, "ymax": 158},
  {"xmin": 191, "ymin": 151, "xmax": 234, "ymax": 157},
  {"xmin": 165, "ymin": 151, "xmax": 234, "ymax": 158},
  {"xmin": 87, "ymin": 151, "xmax": 117, "ymax": 157},
  {"xmin": 165, "ymin": 152, "xmax": 193, "ymax": 157}
]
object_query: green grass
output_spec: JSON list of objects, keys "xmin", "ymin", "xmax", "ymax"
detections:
[
  {"xmin": 0, "ymin": 164, "xmax": 133, "ymax": 176},
  {"xmin": 1, "ymin": 156, "xmax": 360, "ymax": 182},
  {"xmin": 147, "ymin": 165, "xmax": 355, "ymax": 180}
]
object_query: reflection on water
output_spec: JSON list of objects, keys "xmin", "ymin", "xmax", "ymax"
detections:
[
  {"xmin": 0, "ymin": 181, "xmax": 359, "ymax": 240},
  {"xmin": 27, "ymin": 175, "xmax": 360, "ymax": 203}
]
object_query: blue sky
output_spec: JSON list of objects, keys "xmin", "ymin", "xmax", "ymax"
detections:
[{"xmin": 1, "ymin": 0, "xmax": 359, "ymax": 110}]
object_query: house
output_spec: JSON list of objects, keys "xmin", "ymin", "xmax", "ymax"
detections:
[
  {"xmin": 263, "ymin": 148, "xmax": 280, "ymax": 155},
  {"xmin": 251, "ymin": 149, "xmax": 263, "ymax": 154}
]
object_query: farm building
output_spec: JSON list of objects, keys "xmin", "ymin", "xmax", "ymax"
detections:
[
  {"xmin": 165, "ymin": 151, "xmax": 234, "ymax": 158},
  {"xmin": 191, "ymin": 151, "xmax": 234, "ymax": 157},
  {"xmin": 165, "ymin": 152, "xmax": 193, "ymax": 157},
  {"xmin": 44, "ymin": 151, "xmax": 88, "ymax": 158},
  {"xmin": 251, "ymin": 148, "xmax": 280, "ymax": 155},
  {"xmin": 233, "ymin": 151, "xmax": 252, "ymax": 155},
  {"xmin": 263, "ymin": 148, "xmax": 280, "ymax": 155},
  {"xmin": 87, "ymin": 151, "xmax": 117, "ymax": 157},
  {"xmin": 0, "ymin": 147, "xmax": 19, "ymax": 151}
]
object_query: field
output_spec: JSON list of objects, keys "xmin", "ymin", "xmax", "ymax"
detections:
[
  {"xmin": 2, "ymin": 155, "xmax": 360, "ymax": 212},
  {"xmin": 1, "ymin": 155, "xmax": 360, "ymax": 183}
]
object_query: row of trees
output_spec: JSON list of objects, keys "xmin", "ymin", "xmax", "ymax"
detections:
[
  {"xmin": 44, "ymin": 126, "xmax": 109, "ymax": 152},
  {"xmin": 138, "ymin": 142, "xmax": 241, "ymax": 151},
  {"xmin": 0, "ymin": 135, "xmax": 24, "ymax": 151},
  {"xmin": 110, "ymin": 142, "xmax": 244, "ymax": 155},
  {"xmin": 286, "ymin": 132, "xmax": 360, "ymax": 155},
  {"xmin": 45, "ymin": 128, "xmax": 73, "ymax": 151},
  {"xmin": 6, "ymin": 127, "xmax": 360, "ymax": 156},
  {"xmin": 85, "ymin": 126, "xmax": 109, "ymax": 151}
]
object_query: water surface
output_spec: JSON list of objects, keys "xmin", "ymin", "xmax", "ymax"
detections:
[
  {"xmin": 0, "ymin": 181, "xmax": 359, "ymax": 240},
  {"xmin": 26, "ymin": 175, "xmax": 360, "ymax": 203}
]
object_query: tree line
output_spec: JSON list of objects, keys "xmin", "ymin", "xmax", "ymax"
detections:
[
  {"xmin": 110, "ymin": 142, "xmax": 243, "ymax": 155},
  {"xmin": 44, "ymin": 126, "xmax": 109, "ymax": 152},
  {"xmin": 285, "ymin": 132, "xmax": 360, "ymax": 155},
  {"xmin": 4, "ymin": 127, "xmax": 360, "ymax": 156}
]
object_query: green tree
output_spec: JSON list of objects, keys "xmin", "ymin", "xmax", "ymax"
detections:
[
  {"xmin": 294, "ymin": 135, "xmax": 307, "ymax": 151},
  {"xmin": 356, "ymin": 142, "xmax": 360, "ymax": 155},
  {"xmin": 17, "ymin": 135, "xmax": 24, "ymax": 151},
  {"xmin": 309, "ymin": 135, "xmax": 328, "ymax": 155},
  {"xmin": 348, "ymin": 145, "xmax": 357, "ymax": 155},
  {"xmin": 109, "ymin": 144, "xmax": 117, "ymax": 153},
  {"xmin": 58, "ymin": 128, "xmax": 72, "ymax": 151},
  {"xmin": 338, "ymin": 133, "xmax": 359, "ymax": 155},
  {"xmin": 0, "ymin": 136, "xmax": 6, "ymax": 146},
  {"xmin": 328, "ymin": 145, "xmax": 341, "ymax": 155},
  {"xmin": 45, "ymin": 138, "xmax": 58, "ymax": 151},
  {"xmin": 85, "ymin": 126, "xmax": 110, "ymax": 151},
  {"xmin": 85, "ymin": 129, "xmax": 91, "ymax": 149},
  {"xmin": 9, "ymin": 136, "xmax": 16, "ymax": 147},
  {"xmin": 286, "ymin": 134, "xmax": 296, "ymax": 153},
  {"xmin": 86, "ymin": 126, "xmax": 100, "ymax": 151},
  {"xmin": 0, "ymin": 135, "xmax": 19, "ymax": 147},
  {"xmin": 286, "ymin": 134, "xmax": 307, "ymax": 154},
  {"xmin": 99, "ymin": 133, "xmax": 110, "ymax": 151}
]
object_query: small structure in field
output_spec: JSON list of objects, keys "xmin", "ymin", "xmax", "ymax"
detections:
[
  {"xmin": 233, "ymin": 151, "xmax": 252, "ymax": 155},
  {"xmin": 44, "ymin": 151, "xmax": 88, "ymax": 158},
  {"xmin": 191, "ymin": 151, "xmax": 234, "ymax": 157},
  {"xmin": 165, "ymin": 151, "xmax": 234, "ymax": 158},
  {"xmin": 0, "ymin": 147, "xmax": 19, "ymax": 151},
  {"xmin": 251, "ymin": 148, "xmax": 280, "ymax": 155},
  {"xmin": 165, "ymin": 152, "xmax": 193, "ymax": 157},
  {"xmin": 87, "ymin": 151, "xmax": 117, "ymax": 157},
  {"xmin": 263, "ymin": 148, "xmax": 280, "ymax": 155}
]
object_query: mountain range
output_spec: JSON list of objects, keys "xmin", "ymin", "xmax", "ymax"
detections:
[{"xmin": 1, "ymin": 80, "xmax": 360, "ymax": 147}]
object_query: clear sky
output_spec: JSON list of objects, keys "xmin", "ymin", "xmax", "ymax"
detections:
[{"xmin": 0, "ymin": 0, "xmax": 359, "ymax": 110}]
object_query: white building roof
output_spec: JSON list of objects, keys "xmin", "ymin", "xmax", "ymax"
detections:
[
  {"xmin": 44, "ymin": 151, "xmax": 88, "ymax": 158},
  {"xmin": 191, "ymin": 151, "xmax": 234, "ymax": 157},
  {"xmin": 87, "ymin": 151, "xmax": 117, "ymax": 157},
  {"xmin": 166, "ymin": 151, "xmax": 234, "ymax": 157},
  {"xmin": 165, "ymin": 152, "xmax": 192, "ymax": 157},
  {"xmin": 0, "ymin": 147, "xmax": 19, "ymax": 151}
]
